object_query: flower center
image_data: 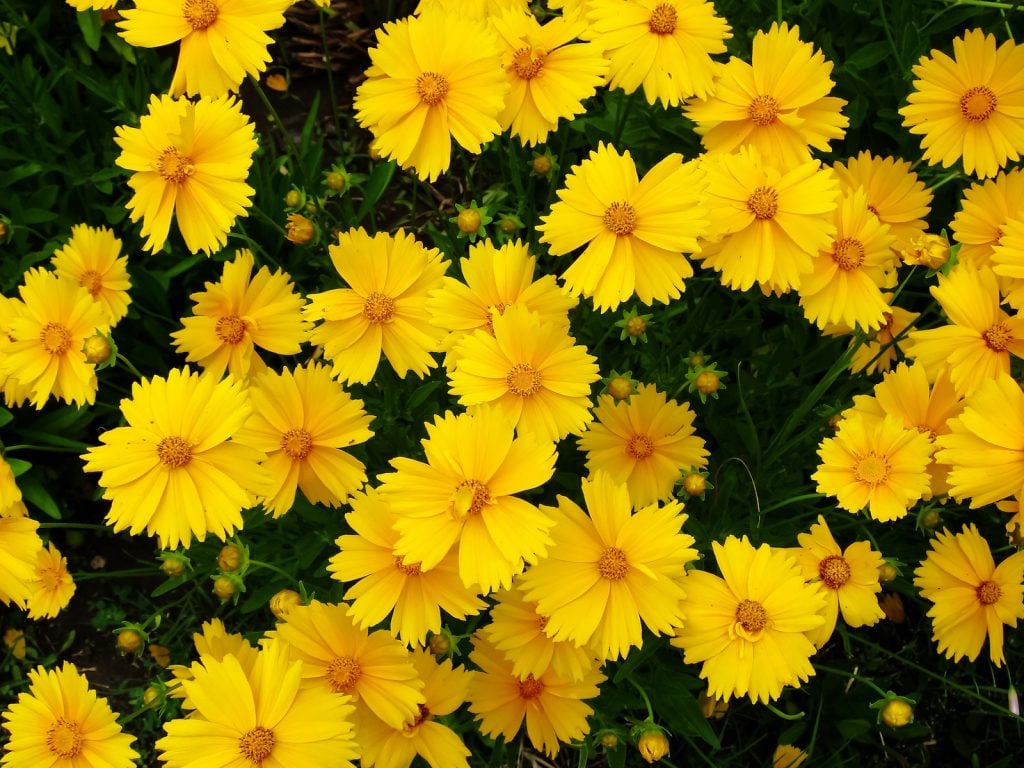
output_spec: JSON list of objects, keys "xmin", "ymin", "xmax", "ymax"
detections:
[
  {"xmin": 482, "ymin": 302, "xmax": 507, "ymax": 335},
  {"xmin": 818, "ymin": 554, "xmax": 852, "ymax": 589},
  {"xmin": 735, "ymin": 598, "xmax": 768, "ymax": 633},
  {"xmin": 362, "ymin": 291, "xmax": 395, "ymax": 324},
  {"xmin": 977, "ymin": 580, "xmax": 1002, "ymax": 605},
  {"xmin": 648, "ymin": 3, "xmax": 677, "ymax": 34},
  {"xmin": 39, "ymin": 322, "xmax": 72, "ymax": 355},
  {"xmin": 155, "ymin": 146, "xmax": 195, "ymax": 183},
  {"xmin": 626, "ymin": 433, "xmax": 655, "ymax": 459},
  {"xmin": 39, "ymin": 562, "xmax": 65, "ymax": 591},
  {"xmin": 518, "ymin": 674, "xmax": 545, "ymax": 699},
  {"xmin": 597, "ymin": 547, "xmax": 628, "ymax": 581},
  {"xmin": 916, "ymin": 424, "xmax": 937, "ymax": 442},
  {"xmin": 238, "ymin": 725, "xmax": 275, "ymax": 764},
  {"xmin": 416, "ymin": 72, "xmax": 449, "ymax": 105},
  {"xmin": 505, "ymin": 363, "xmax": 542, "ymax": 396},
  {"xmin": 747, "ymin": 95, "xmax": 780, "ymax": 126},
  {"xmin": 603, "ymin": 201, "xmax": 638, "ymax": 235},
  {"xmin": 854, "ymin": 453, "xmax": 890, "ymax": 485},
  {"xmin": 215, "ymin": 315, "xmax": 247, "ymax": 344},
  {"xmin": 537, "ymin": 614, "xmax": 549, "ymax": 631},
  {"xmin": 325, "ymin": 656, "xmax": 362, "ymax": 693},
  {"xmin": 157, "ymin": 436, "xmax": 193, "ymax": 469},
  {"xmin": 80, "ymin": 269, "xmax": 104, "ymax": 297},
  {"xmin": 983, "ymin": 321, "xmax": 1014, "ymax": 352},
  {"xmin": 452, "ymin": 479, "xmax": 490, "ymax": 520},
  {"xmin": 394, "ymin": 555, "xmax": 422, "ymax": 576},
  {"xmin": 747, "ymin": 186, "xmax": 778, "ymax": 220},
  {"xmin": 405, "ymin": 703, "xmax": 432, "ymax": 732},
  {"xmin": 46, "ymin": 717, "xmax": 83, "ymax": 758},
  {"xmin": 280, "ymin": 428, "xmax": 313, "ymax": 460},
  {"xmin": 511, "ymin": 46, "xmax": 546, "ymax": 79},
  {"xmin": 833, "ymin": 237, "xmax": 866, "ymax": 271},
  {"xmin": 960, "ymin": 86, "xmax": 997, "ymax": 122},
  {"xmin": 183, "ymin": 0, "xmax": 218, "ymax": 29}
]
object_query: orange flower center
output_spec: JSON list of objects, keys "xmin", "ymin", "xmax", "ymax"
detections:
[
  {"xmin": 452, "ymin": 479, "xmax": 490, "ymax": 519},
  {"xmin": 518, "ymin": 674, "xmax": 545, "ymax": 699},
  {"xmin": 603, "ymin": 201, "xmax": 637, "ymax": 235},
  {"xmin": 626, "ymin": 433, "xmax": 655, "ymax": 459},
  {"xmin": 183, "ymin": 0, "xmax": 218, "ymax": 29},
  {"xmin": 505, "ymin": 362, "xmax": 542, "ymax": 396},
  {"xmin": 394, "ymin": 555, "xmax": 422, "ymax": 576},
  {"xmin": 238, "ymin": 725, "xmax": 275, "ymax": 764},
  {"xmin": 157, "ymin": 436, "xmax": 193, "ymax": 469},
  {"xmin": 511, "ymin": 46, "xmax": 546, "ymax": 79},
  {"xmin": 747, "ymin": 186, "xmax": 778, "ymax": 220},
  {"xmin": 215, "ymin": 315, "xmax": 247, "ymax": 344},
  {"xmin": 280, "ymin": 428, "xmax": 313, "ymax": 460},
  {"xmin": 960, "ymin": 86, "xmax": 997, "ymax": 122},
  {"xmin": 325, "ymin": 656, "xmax": 362, "ymax": 693},
  {"xmin": 537, "ymin": 614, "xmax": 550, "ymax": 631},
  {"xmin": 648, "ymin": 3, "xmax": 678, "ymax": 34},
  {"xmin": 983, "ymin": 321, "xmax": 1014, "ymax": 352},
  {"xmin": 832, "ymin": 237, "xmax": 866, "ymax": 271},
  {"xmin": 46, "ymin": 717, "xmax": 83, "ymax": 758},
  {"xmin": 597, "ymin": 547, "xmax": 629, "ymax": 581},
  {"xmin": 977, "ymin": 580, "xmax": 1002, "ymax": 605},
  {"xmin": 155, "ymin": 146, "xmax": 195, "ymax": 183},
  {"xmin": 818, "ymin": 555, "xmax": 852, "ymax": 589},
  {"xmin": 405, "ymin": 703, "xmax": 432, "ymax": 732},
  {"xmin": 482, "ymin": 302, "xmax": 507, "ymax": 335},
  {"xmin": 39, "ymin": 561, "xmax": 65, "ymax": 591},
  {"xmin": 747, "ymin": 95, "xmax": 779, "ymax": 126},
  {"xmin": 39, "ymin": 322, "xmax": 72, "ymax": 355},
  {"xmin": 854, "ymin": 453, "xmax": 890, "ymax": 485},
  {"xmin": 416, "ymin": 72, "xmax": 449, "ymax": 105},
  {"xmin": 866, "ymin": 203, "xmax": 880, "ymax": 216},
  {"xmin": 80, "ymin": 269, "xmax": 104, "ymax": 297},
  {"xmin": 735, "ymin": 598, "xmax": 768, "ymax": 633},
  {"xmin": 916, "ymin": 423, "xmax": 937, "ymax": 442},
  {"xmin": 363, "ymin": 291, "xmax": 395, "ymax": 324}
]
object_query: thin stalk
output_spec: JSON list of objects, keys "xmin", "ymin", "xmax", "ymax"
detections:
[{"xmin": 247, "ymin": 74, "xmax": 304, "ymax": 184}]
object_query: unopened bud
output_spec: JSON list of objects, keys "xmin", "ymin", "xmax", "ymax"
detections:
[
  {"xmin": 116, "ymin": 629, "xmax": 143, "ymax": 654},
  {"xmin": 83, "ymin": 334, "xmax": 112, "ymax": 365},
  {"xmin": 269, "ymin": 589, "xmax": 302, "ymax": 620}
]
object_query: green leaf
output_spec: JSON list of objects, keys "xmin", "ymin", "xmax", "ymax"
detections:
[
  {"xmin": 20, "ymin": 477, "xmax": 61, "ymax": 519},
  {"xmin": 6, "ymin": 458, "xmax": 32, "ymax": 477},
  {"xmin": 356, "ymin": 161, "xmax": 396, "ymax": 224},
  {"xmin": 150, "ymin": 575, "xmax": 190, "ymax": 598},
  {"xmin": 647, "ymin": 685, "xmax": 720, "ymax": 749},
  {"xmin": 843, "ymin": 41, "xmax": 891, "ymax": 71},
  {"xmin": 75, "ymin": 9, "xmax": 102, "ymax": 52},
  {"xmin": 0, "ymin": 408, "xmax": 12, "ymax": 428}
]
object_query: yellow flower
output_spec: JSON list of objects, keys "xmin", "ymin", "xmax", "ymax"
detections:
[
  {"xmin": 773, "ymin": 745, "xmax": 809, "ymax": 768},
  {"xmin": 306, "ymin": 228, "xmax": 448, "ymax": 385},
  {"xmin": 900, "ymin": 29, "xmax": 1024, "ymax": 179},
  {"xmin": 2, "ymin": 628, "xmax": 26, "ymax": 660},
  {"xmin": 991, "ymin": 216, "xmax": 1024, "ymax": 310},
  {"xmin": 114, "ymin": 94, "xmax": 257, "ymax": 255},
  {"xmin": 66, "ymin": 0, "xmax": 117, "ymax": 8},
  {"xmin": 0, "ymin": 516, "xmax": 42, "ymax": 608},
  {"xmin": 415, "ymin": 0, "xmax": 528, "ymax": 18},
  {"xmin": 914, "ymin": 524, "xmax": 1024, "ymax": 666},
  {"xmin": 50, "ymin": 224, "xmax": 131, "ymax": 327},
  {"xmin": 0, "ymin": 297, "xmax": 32, "ymax": 409},
  {"xmin": 1, "ymin": 662, "xmax": 138, "ymax": 768},
  {"xmin": 171, "ymin": 250, "xmax": 310, "ymax": 380},
  {"xmin": 538, "ymin": 143, "xmax": 709, "ymax": 311},
  {"xmin": 355, "ymin": 13, "xmax": 508, "ymax": 181},
  {"xmin": 81, "ymin": 367, "xmax": 268, "ymax": 549},
  {"xmin": 671, "ymin": 536, "xmax": 826, "ymax": 704},
  {"xmin": 847, "ymin": 305, "xmax": 919, "ymax": 375},
  {"xmin": 0, "ymin": 455, "xmax": 22, "ymax": 517},
  {"xmin": 585, "ymin": 0, "xmax": 731, "ymax": 106},
  {"xmin": 685, "ymin": 22, "xmax": 848, "ymax": 167},
  {"xmin": 167, "ymin": 619, "xmax": 258, "ymax": 707},
  {"xmin": 26, "ymin": 543, "xmax": 75, "ymax": 620},
  {"xmin": 900, "ymin": 233, "xmax": 951, "ymax": 270},
  {"xmin": 118, "ymin": 0, "xmax": 293, "ymax": 97},
  {"xmin": 951, "ymin": 168, "xmax": 1024, "ymax": 268}
]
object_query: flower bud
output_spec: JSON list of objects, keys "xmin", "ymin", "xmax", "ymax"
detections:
[
  {"xmin": 695, "ymin": 371, "xmax": 721, "ymax": 395},
  {"xmin": 682, "ymin": 472, "xmax": 707, "ymax": 498},
  {"xmin": 284, "ymin": 189, "xmax": 302, "ymax": 208},
  {"xmin": 531, "ymin": 154, "xmax": 552, "ymax": 175},
  {"xmin": 212, "ymin": 575, "xmax": 239, "ymax": 601},
  {"xmin": 457, "ymin": 209, "xmax": 482, "ymax": 235},
  {"xmin": 326, "ymin": 171, "xmax": 347, "ymax": 192},
  {"xmin": 625, "ymin": 315, "xmax": 647, "ymax": 338},
  {"xmin": 160, "ymin": 552, "xmax": 188, "ymax": 578},
  {"xmin": 920, "ymin": 508, "xmax": 941, "ymax": 530},
  {"xmin": 600, "ymin": 732, "xmax": 619, "ymax": 749},
  {"xmin": 1009, "ymin": 683, "xmax": 1020, "ymax": 716},
  {"xmin": 269, "ymin": 588, "xmax": 302, "ymax": 620},
  {"xmin": 286, "ymin": 213, "xmax": 315, "ymax": 245},
  {"xmin": 217, "ymin": 544, "xmax": 243, "ymax": 572},
  {"xmin": 900, "ymin": 234, "xmax": 950, "ymax": 270},
  {"xmin": 635, "ymin": 727, "xmax": 670, "ymax": 763},
  {"xmin": 607, "ymin": 376, "xmax": 634, "ymax": 401},
  {"xmin": 143, "ymin": 685, "xmax": 162, "ymax": 708},
  {"xmin": 877, "ymin": 562, "xmax": 897, "ymax": 584},
  {"xmin": 880, "ymin": 699, "xmax": 914, "ymax": 728},
  {"xmin": 428, "ymin": 632, "xmax": 451, "ymax": 656},
  {"xmin": 83, "ymin": 334, "xmax": 112, "ymax": 365},
  {"xmin": 116, "ymin": 628, "xmax": 144, "ymax": 654}
]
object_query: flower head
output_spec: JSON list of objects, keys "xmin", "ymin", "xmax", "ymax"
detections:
[
  {"xmin": 50, "ymin": 224, "xmax": 131, "ymax": 327},
  {"xmin": 951, "ymin": 168, "xmax": 1024, "ymax": 268},
  {"xmin": 0, "ymin": 516, "xmax": 43, "ymax": 608},
  {"xmin": 26, "ymin": 543, "xmax": 75, "ymax": 620}
]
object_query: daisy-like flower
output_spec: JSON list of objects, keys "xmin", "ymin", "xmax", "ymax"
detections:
[
  {"xmin": 66, "ymin": 0, "xmax": 116, "ymax": 8},
  {"xmin": 118, "ymin": 0, "xmax": 293, "ymax": 98},
  {"xmin": 578, "ymin": 383, "xmax": 708, "ymax": 508},
  {"xmin": 847, "ymin": 305, "xmax": 920, "ymax": 375},
  {"xmin": 585, "ymin": 0, "xmax": 731, "ymax": 106},
  {"xmin": 698, "ymin": 145, "xmax": 839, "ymax": 294},
  {"xmin": 812, "ymin": 412, "xmax": 933, "ymax": 522},
  {"xmin": 951, "ymin": 168, "xmax": 1024, "ymax": 268},
  {"xmin": 415, "ymin": 0, "xmax": 528, "ymax": 18},
  {"xmin": 906, "ymin": 265, "xmax": 1024, "ymax": 397},
  {"xmin": 26, "ymin": 543, "xmax": 75, "ymax": 620},
  {"xmin": 306, "ymin": 228, "xmax": 448, "ymax": 385},
  {"xmin": 1, "ymin": 662, "xmax": 138, "ymax": 768},
  {"xmin": 798, "ymin": 188, "xmax": 897, "ymax": 332},
  {"xmin": 685, "ymin": 22, "xmax": 848, "ymax": 167},
  {"xmin": 328, "ymin": 488, "xmax": 486, "ymax": 647},
  {"xmin": 468, "ymin": 634, "xmax": 605, "ymax": 758},
  {"xmin": 671, "ymin": 536, "xmax": 826, "ymax": 704},
  {"xmin": 157, "ymin": 640, "xmax": 358, "ymax": 768},
  {"xmin": 167, "ymin": 619, "xmax": 258, "ymax": 707},
  {"xmin": 0, "ymin": 456, "xmax": 21, "ymax": 517},
  {"xmin": 266, "ymin": 600, "xmax": 424, "ymax": 729},
  {"xmin": 171, "ymin": 250, "xmax": 309, "ymax": 381},
  {"xmin": 791, "ymin": 516, "xmax": 885, "ymax": 648},
  {"xmin": 991, "ymin": 216, "xmax": 1024, "ymax": 309},
  {"xmin": 519, "ymin": 472, "xmax": 698, "ymax": 660},
  {"xmin": 0, "ymin": 516, "xmax": 42, "ymax": 608},
  {"xmin": 900, "ymin": 29, "xmax": 1024, "ymax": 179},
  {"xmin": 1, "ymin": 269, "xmax": 107, "ymax": 409},
  {"xmin": 355, "ymin": 13, "xmax": 508, "ymax": 181},
  {"xmin": 50, "ymin": 224, "xmax": 131, "ymax": 327},
  {"xmin": 380, "ymin": 407, "xmax": 557, "ymax": 593},
  {"xmin": 81, "ymin": 367, "xmax": 268, "ymax": 549},
  {"xmin": 114, "ymin": 94, "xmax": 257, "ymax": 255},
  {"xmin": 233, "ymin": 364, "xmax": 373, "ymax": 516},
  {"xmin": 538, "ymin": 143, "xmax": 709, "ymax": 312},
  {"xmin": 448, "ymin": 306, "xmax": 600, "ymax": 442},
  {"xmin": 492, "ymin": 10, "xmax": 608, "ymax": 146},
  {"xmin": 914, "ymin": 524, "xmax": 1024, "ymax": 666}
]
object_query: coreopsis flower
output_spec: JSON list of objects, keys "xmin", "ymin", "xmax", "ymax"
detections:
[
  {"xmin": 0, "ymin": 456, "xmax": 21, "ymax": 517},
  {"xmin": 585, "ymin": 0, "xmax": 729, "ymax": 106},
  {"xmin": 468, "ymin": 634, "xmax": 605, "ymax": 758},
  {"xmin": 50, "ymin": 224, "xmax": 131, "ymax": 327},
  {"xmin": 519, "ymin": 472, "xmax": 698, "ymax": 661},
  {"xmin": 492, "ymin": 11, "xmax": 608, "ymax": 146},
  {"xmin": 26, "ymin": 543, "xmax": 75, "ymax": 620},
  {"xmin": 266, "ymin": 601, "xmax": 425, "ymax": 729},
  {"xmin": 798, "ymin": 188, "xmax": 897, "ymax": 332},
  {"xmin": 0, "ymin": 269, "xmax": 107, "ymax": 409},
  {"xmin": 773, "ymin": 745, "xmax": 809, "ymax": 768},
  {"xmin": 812, "ymin": 413, "xmax": 933, "ymax": 522},
  {"xmin": 380, "ymin": 407, "xmax": 557, "ymax": 593},
  {"xmin": 900, "ymin": 233, "xmax": 951, "ymax": 270},
  {"xmin": 355, "ymin": 13, "xmax": 508, "ymax": 181},
  {"xmin": 951, "ymin": 168, "xmax": 1024, "ymax": 268},
  {"xmin": 157, "ymin": 640, "xmax": 359, "ymax": 768},
  {"xmin": 991, "ymin": 216, "xmax": 1024, "ymax": 309},
  {"xmin": 448, "ymin": 306, "xmax": 600, "ymax": 442},
  {"xmin": 118, "ymin": 0, "xmax": 293, "ymax": 97},
  {"xmin": 914, "ymin": 524, "xmax": 1024, "ymax": 666},
  {"xmin": 685, "ymin": 22, "xmax": 848, "ymax": 167},
  {"xmin": 66, "ymin": 0, "xmax": 116, "ymax": 8},
  {"xmin": 0, "ymin": 297, "xmax": 32, "ymax": 409},
  {"xmin": 538, "ymin": 143, "xmax": 709, "ymax": 311},
  {"xmin": 671, "ymin": 536, "xmax": 826, "ymax": 704},
  {"xmin": 415, "ymin": 0, "xmax": 528, "ymax": 17},
  {"xmin": 329, "ymin": 488, "xmax": 486, "ymax": 647},
  {"xmin": 791, "ymin": 516, "xmax": 885, "ymax": 648},
  {"xmin": 114, "ymin": 94, "xmax": 257, "ymax": 255},
  {"xmin": 0, "ymin": 662, "xmax": 138, "ymax": 768},
  {"xmin": 233, "ymin": 364, "xmax": 373, "ymax": 516},
  {"xmin": 900, "ymin": 29, "xmax": 1024, "ymax": 179},
  {"xmin": 81, "ymin": 367, "xmax": 268, "ymax": 549},
  {"xmin": 578, "ymin": 383, "xmax": 708, "ymax": 508},
  {"xmin": 848, "ymin": 305, "xmax": 919, "ymax": 375},
  {"xmin": 906, "ymin": 265, "xmax": 1024, "ymax": 397},
  {"xmin": 305, "ymin": 228, "xmax": 448, "ymax": 385},
  {"xmin": 698, "ymin": 145, "xmax": 839, "ymax": 294},
  {"xmin": 0, "ymin": 516, "xmax": 42, "ymax": 608},
  {"xmin": 167, "ymin": 619, "xmax": 258, "ymax": 707},
  {"xmin": 171, "ymin": 250, "xmax": 310, "ymax": 380}
]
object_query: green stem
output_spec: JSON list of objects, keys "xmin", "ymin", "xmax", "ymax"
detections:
[
  {"xmin": 247, "ymin": 559, "xmax": 298, "ymax": 586},
  {"xmin": 759, "ymin": 493, "xmax": 824, "ymax": 515},
  {"xmin": 613, "ymin": 90, "xmax": 634, "ymax": 146},
  {"xmin": 247, "ymin": 74, "xmax": 304, "ymax": 183},
  {"xmin": 75, "ymin": 568, "xmax": 155, "ymax": 581},
  {"xmin": 764, "ymin": 701, "xmax": 805, "ymax": 720},
  {"xmin": 627, "ymin": 677, "xmax": 655, "ymax": 721},
  {"xmin": 319, "ymin": 8, "xmax": 343, "ymax": 148},
  {"xmin": 115, "ymin": 353, "xmax": 144, "ymax": 380},
  {"xmin": 38, "ymin": 522, "xmax": 110, "ymax": 532},
  {"xmin": 815, "ymin": 663, "xmax": 889, "ymax": 698},
  {"xmin": 3, "ymin": 444, "xmax": 83, "ymax": 454}
]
